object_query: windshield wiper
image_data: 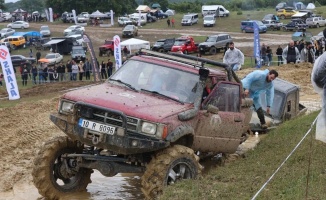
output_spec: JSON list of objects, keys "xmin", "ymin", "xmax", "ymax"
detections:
[
  {"xmin": 109, "ymin": 78, "xmax": 137, "ymax": 91},
  {"xmin": 141, "ymin": 89, "xmax": 184, "ymax": 104}
]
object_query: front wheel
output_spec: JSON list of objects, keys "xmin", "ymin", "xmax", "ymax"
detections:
[
  {"xmin": 183, "ymin": 50, "xmax": 188, "ymax": 54},
  {"xmin": 209, "ymin": 47, "xmax": 217, "ymax": 55},
  {"xmin": 141, "ymin": 145, "xmax": 202, "ymax": 199},
  {"xmin": 32, "ymin": 136, "xmax": 92, "ymax": 200}
]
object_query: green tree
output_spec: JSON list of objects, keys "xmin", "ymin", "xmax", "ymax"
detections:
[{"xmin": 20, "ymin": 0, "xmax": 44, "ymax": 13}]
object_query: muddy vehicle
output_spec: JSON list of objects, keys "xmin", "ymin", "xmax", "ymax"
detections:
[
  {"xmin": 32, "ymin": 49, "xmax": 253, "ymax": 199},
  {"xmin": 99, "ymin": 40, "xmax": 114, "ymax": 57},
  {"xmin": 250, "ymin": 78, "xmax": 307, "ymax": 133}
]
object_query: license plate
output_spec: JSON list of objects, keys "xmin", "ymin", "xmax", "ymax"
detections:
[{"xmin": 79, "ymin": 118, "xmax": 115, "ymax": 135}]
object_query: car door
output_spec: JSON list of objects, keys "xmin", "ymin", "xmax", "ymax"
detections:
[{"xmin": 192, "ymin": 81, "xmax": 246, "ymax": 153}]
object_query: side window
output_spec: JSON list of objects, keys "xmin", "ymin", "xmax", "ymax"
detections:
[{"xmin": 203, "ymin": 83, "xmax": 240, "ymax": 112}]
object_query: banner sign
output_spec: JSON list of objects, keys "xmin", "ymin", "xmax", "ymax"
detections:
[
  {"xmin": 113, "ymin": 35, "xmax": 122, "ymax": 70},
  {"xmin": 110, "ymin": 10, "xmax": 114, "ymax": 26},
  {"xmin": 0, "ymin": 46, "xmax": 20, "ymax": 100},
  {"xmin": 49, "ymin": 8, "xmax": 53, "ymax": 22},
  {"xmin": 253, "ymin": 21, "xmax": 261, "ymax": 68},
  {"xmin": 72, "ymin": 9, "xmax": 77, "ymax": 24},
  {"xmin": 44, "ymin": 9, "xmax": 50, "ymax": 21},
  {"xmin": 82, "ymin": 33, "xmax": 101, "ymax": 81}
]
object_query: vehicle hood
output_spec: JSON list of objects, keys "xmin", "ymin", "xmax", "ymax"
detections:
[
  {"xmin": 63, "ymin": 83, "xmax": 193, "ymax": 122},
  {"xmin": 199, "ymin": 41, "xmax": 215, "ymax": 46}
]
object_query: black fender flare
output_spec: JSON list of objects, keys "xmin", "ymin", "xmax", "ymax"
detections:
[{"xmin": 165, "ymin": 125, "xmax": 194, "ymax": 143}]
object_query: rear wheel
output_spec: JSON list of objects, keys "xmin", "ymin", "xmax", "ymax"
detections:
[
  {"xmin": 141, "ymin": 145, "xmax": 202, "ymax": 200},
  {"xmin": 183, "ymin": 50, "xmax": 188, "ymax": 54},
  {"xmin": 106, "ymin": 50, "xmax": 112, "ymax": 57},
  {"xmin": 280, "ymin": 15, "xmax": 285, "ymax": 20},
  {"xmin": 12, "ymin": 44, "xmax": 16, "ymax": 50},
  {"xmin": 158, "ymin": 48, "xmax": 164, "ymax": 53},
  {"xmin": 32, "ymin": 136, "xmax": 92, "ymax": 200},
  {"xmin": 316, "ymin": 23, "xmax": 320, "ymax": 28},
  {"xmin": 21, "ymin": 26, "xmax": 24, "ymax": 29}
]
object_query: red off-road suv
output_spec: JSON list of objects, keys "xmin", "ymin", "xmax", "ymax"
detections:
[
  {"xmin": 98, "ymin": 40, "xmax": 114, "ymax": 57},
  {"xmin": 32, "ymin": 49, "xmax": 253, "ymax": 199}
]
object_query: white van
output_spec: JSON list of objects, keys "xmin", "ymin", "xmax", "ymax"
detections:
[
  {"xmin": 181, "ymin": 13, "xmax": 199, "ymax": 26},
  {"xmin": 202, "ymin": 5, "xmax": 230, "ymax": 17}
]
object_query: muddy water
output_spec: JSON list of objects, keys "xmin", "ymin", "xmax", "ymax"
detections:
[{"xmin": 0, "ymin": 172, "xmax": 144, "ymax": 200}]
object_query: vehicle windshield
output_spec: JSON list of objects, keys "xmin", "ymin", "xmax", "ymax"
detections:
[
  {"xmin": 40, "ymin": 26, "xmax": 49, "ymax": 31},
  {"xmin": 124, "ymin": 25, "xmax": 133, "ymax": 31},
  {"xmin": 0, "ymin": 29, "xmax": 7, "ymax": 33},
  {"xmin": 45, "ymin": 54, "xmax": 56, "ymax": 59},
  {"xmin": 110, "ymin": 60, "xmax": 199, "ymax": 103},
  {"xmin": 204, "ymin": 16, "xmax": 214, "ymax": 20},
  {"xmin": 256, "ymin": 21, "xmax": 264, "ymax": 26},
  {"xmin": 174, "ymin": 39, "xmax": 187, "ymax": 45},
  {"xmin": 73, "ymin": 49, "xmax": 84, "ymax": 54},
  {"xmin": 154, "ymin": 41, "xmax": 165, "ymax": 45},
  {"xmin": 206, "ymin": 36, "xmax": 217, "ymax": 42},
  {"xmin": 183, "ymin": 16, "xmax": 192, "ymax": 19}
]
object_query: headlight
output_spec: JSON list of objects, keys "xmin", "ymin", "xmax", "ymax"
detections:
[
  {"xmin": 60, "ymin": 101, "xmax": 74, "ymax": 114},
  {"xmin": 141, "ymin": 122, "xmax": 157, "ymax": 135}
]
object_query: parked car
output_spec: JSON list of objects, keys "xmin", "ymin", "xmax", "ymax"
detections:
[
  {"xmin": 198, "ymin": 34, "xmax": 233, "ymax": 55},
  {"xmin": 277, "ymin": 8, "xmax": 298, "ymax": 19},
  {"xmin": 7, "ymin": 21, "xmax": 29, "ymax": 29},
  {"xmin": 146, "ymin": 13, "xmax": 157, "ymax": 23},
  {"xmin": 71, "ymin": 46, "xmax": 86, "ymax": 62},
  {"xmin": 282, "ymin": 19, "xmax": 308, "ymax": 31},
  {"xmin": 40, "ymin": 25, "xmax": 51, "ymax": 37},
  {"xmin": 1, "ymin": 36, "xmax": 26, "ymax": 49},
  {"xmin": 203, "ymin": 15, "xmax": 216, "ymax": 27},
  {"xmin": 122, "ymin": 25, "xmax": 138, "ymax": 38},
  {"xmin": 118, "ymin": 17, "xmax": 133, "ymax": 27},
  {"xmin": 0, "ymin": 28, "xmax": 15, "ymax": 38},
  {"xmin": 77, "ymin": 14, "xmax": 89, "ymax": 23},
  {"xmin": 11, "ymin": 55, "xmax": 36, "ymax": 66},
  {"xmin": 262, "ymin": 14, "xmax": 280, "ymax": 23},
  {"xmin": 0, "ymin": 42, "xmax": 12, "ymax": 52},
  {"xmin": 41, "ymin": 53, "xmax": 63, "ymax": 65},
  {"xmin": 151, "ymin": 38, "xmax": 175, "ymax": 52},
  {"xmin": 130, "ymin": 16, "xmax": 146, "ymax": 26},
  {"xmin": 262, "ymin": 20, "xmax": 283, "ymax": 30},
  {"xmin": 312, "ymin": 31, "xmax": 324, "ymax": 40},
  {"xmin": 155, "ymin": 10, "xmax": 169, "ymax": 19},
  {"xmin": 306, "ymin": 17, "xmax": 326, "ymax": 28},
  {"xmin": 63, "ymin": 25, "xmax": 85, "ymax": 36},
  {"xmin": 241, "ymin": 20, "xmax": 267, "ymax": 33},
  {"xmin": 61, "ymin": 12, "xmax": 75, "ymax": 23},
  {"xmin": 65, "ymin": 34, "xmax": 83, "ymax": 45}
]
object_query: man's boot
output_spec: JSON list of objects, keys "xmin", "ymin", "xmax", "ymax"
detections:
[{"xmin": 257, "ymin": 107, "xmax": 267, "ymax": 129}]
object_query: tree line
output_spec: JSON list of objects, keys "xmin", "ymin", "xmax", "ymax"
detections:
[{"xmin": 2, "ymin": 0, "xmax": 325, "ymax": 15}]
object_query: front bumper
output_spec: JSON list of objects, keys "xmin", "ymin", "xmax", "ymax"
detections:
[{"xmin": 50, "ymin": 113, "xmax": 169, "ymax": 155}]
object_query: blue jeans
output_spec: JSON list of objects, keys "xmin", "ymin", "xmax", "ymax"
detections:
[{"xmin": 231, "ymin": 63, "xmax": 241, "ymax": 71}]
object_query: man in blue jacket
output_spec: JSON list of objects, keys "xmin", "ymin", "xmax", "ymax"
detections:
[{"xmin": 241, "ymin": 69, "xmax": 279, "ymax": 129}]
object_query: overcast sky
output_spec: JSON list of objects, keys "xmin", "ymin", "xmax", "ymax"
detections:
[{"xmin": 5, "ymin": 0, "xmax": 19, "ymax": 3}]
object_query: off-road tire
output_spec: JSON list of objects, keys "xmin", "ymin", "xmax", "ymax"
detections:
[
  {"xmin": 141, "ymin": 145, "xmax": 202, "ymax": 200},
  {"xmin": 106, "ymin": 50, "xmax": 112, "ymax": 57},
  {"xmin": 158, "ymin": 48, "xmax": 164, "ymax": 53},
  {"xmin": 183, "ymin": 50, "xmax": 188, "ymax": 54},
  {"xmin": 209, "ymin": 47, "xmax": 217, "ymax": 55},
  {"xmin": 32, "ymin": 136, "xmax": 92, "ymax": 200},
  {"xmin": 280, "ymin": 15, "xmax": 285, "ymax": 20}
]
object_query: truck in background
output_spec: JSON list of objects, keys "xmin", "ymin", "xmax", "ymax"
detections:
[
  {"xmin": 201, "ymin": 5, "xmax": 230, "ymax": 17},
  {"xmin": 171, "ymin": 36, "xmax": 198, "ymax": 54}
]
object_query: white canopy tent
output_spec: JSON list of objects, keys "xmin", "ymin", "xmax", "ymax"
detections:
[
  {"xmin": 89, "ymin": 10, "xmax": 107, "ymax": 18},
  {"xmin": 120, "ymin": 38, "xmax": 150, "ymax": 53}
]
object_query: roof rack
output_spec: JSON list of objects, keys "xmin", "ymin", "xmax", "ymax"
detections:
[{"xmin": 137, "ymin": 49, "xmax": 241, "ymax": 82}]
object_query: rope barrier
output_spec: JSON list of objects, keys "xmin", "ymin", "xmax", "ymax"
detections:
[{"xmin": 251, "ymin": 115, "xmax": 319, "ymax": 200}]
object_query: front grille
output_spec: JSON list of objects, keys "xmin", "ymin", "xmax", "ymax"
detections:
[{"xmin": 91, "ymin": 108, "xmax": 139, "ymax": 131}]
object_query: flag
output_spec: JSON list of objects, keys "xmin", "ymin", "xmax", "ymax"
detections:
[
  {"xmin": 72, "ymin": 9, "xmax": 77, "ymax": 24},
  {"xmin": 113, "ymin": 35, "xmax": 122, "ymax": 70},
  {"xmin": 110, "ymin": 10, "xmax": 114, "ymax": 26},
  {"xmin": 253, "ymin": 21, "xmax": 261, "ymax": 68},
  {"xmin": 0, "ymin": 46, "xmax": 20, "ymax": 100},
  {"xmin": 44, "ymin": 9, "xmax": 50, "ymax": 21},
  {"xmin": 49, "ymin": 8, "xmax": 53, "ymax": 22},
  {"xmin": 82, "ymin": 34, "xmax": 101, "ymax": 81},
  {"xmin": 138, "ymin": 10, "xmax": 141, "ymax": 26}
]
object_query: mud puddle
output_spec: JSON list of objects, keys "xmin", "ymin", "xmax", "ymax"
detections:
[{"xmin": 0, "ymin": 172, "xmax": 144, "ymax": 200}]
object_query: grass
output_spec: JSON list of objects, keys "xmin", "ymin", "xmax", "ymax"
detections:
[{"xmin": 160, "ymin": 111, "xmax": 326, "ymax": 200}]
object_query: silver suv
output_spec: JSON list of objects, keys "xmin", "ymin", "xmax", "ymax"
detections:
[
  {"xmin": 306, "ymin": 17, "xmax": 326, "ymax": 28},
  {"xmin": 198, "ymin": 34, "xmax": 232, "ymax": 55}
]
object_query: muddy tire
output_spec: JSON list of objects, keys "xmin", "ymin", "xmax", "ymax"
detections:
[
  {"xmin": 141, "ymin": 145, "xmax": 202, "ymax": 199},
  {"xmin": 106, "ymin": 50, "xmax": 112, "ymax": 57},
  {"xmin": 209, "ymin": 47, "xmax": 217, "ymax": 55},
  {"xmin": 32, "ymin": 136, "xmax": 92, "ymax": 199}
]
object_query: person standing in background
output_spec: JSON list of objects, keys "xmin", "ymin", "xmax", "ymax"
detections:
[
  {"xmin": 31, "ymin": 64, "xmax": 38, "ymax": 84},
  {"xmin": 84, "ymin": 58, "xmax": 92, "ymax": 80},
  {"xmin": 71, "ymin": 60, "xmax": 78, "ymax": 81},
  {"xmin": 36, "ymin": 50, "xmax": 41, "ymax": 64},
  {"xmin": 276, "ymin": 45, "xmax": 283, "ymax": 66},
  {"xmin": 78, "ymin": 61, "xmax": 85, "ymax": 81},
  {"xmin": 106, "ymin": 58, "xmax": 113, "ymax": 78},
  {"xmin": 223, "ymin": 42, "xmax": 244, "ymax": 71},
  {"xmin": 66, "ymin": 60, "xmax": 72, "ymax": 81}
]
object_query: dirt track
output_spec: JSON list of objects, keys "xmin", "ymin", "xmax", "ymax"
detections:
[{"xmin": 0, "ymin": 23, "xmax": 321, "ymax": 198}]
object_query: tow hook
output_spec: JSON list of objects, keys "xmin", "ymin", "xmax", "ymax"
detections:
[{"xmin": 92, "ymin": 135, "xmax": 99, "ymax": 145}]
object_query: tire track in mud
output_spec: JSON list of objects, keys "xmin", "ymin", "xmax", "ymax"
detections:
[{"xmin": 0, "ymin": 98, "xmax": 63, "ymax": 192}]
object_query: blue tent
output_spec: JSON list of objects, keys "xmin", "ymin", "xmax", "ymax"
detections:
[{"xmin": 12, "ymin": 31, "xmax": 42, "ymax": 37}]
